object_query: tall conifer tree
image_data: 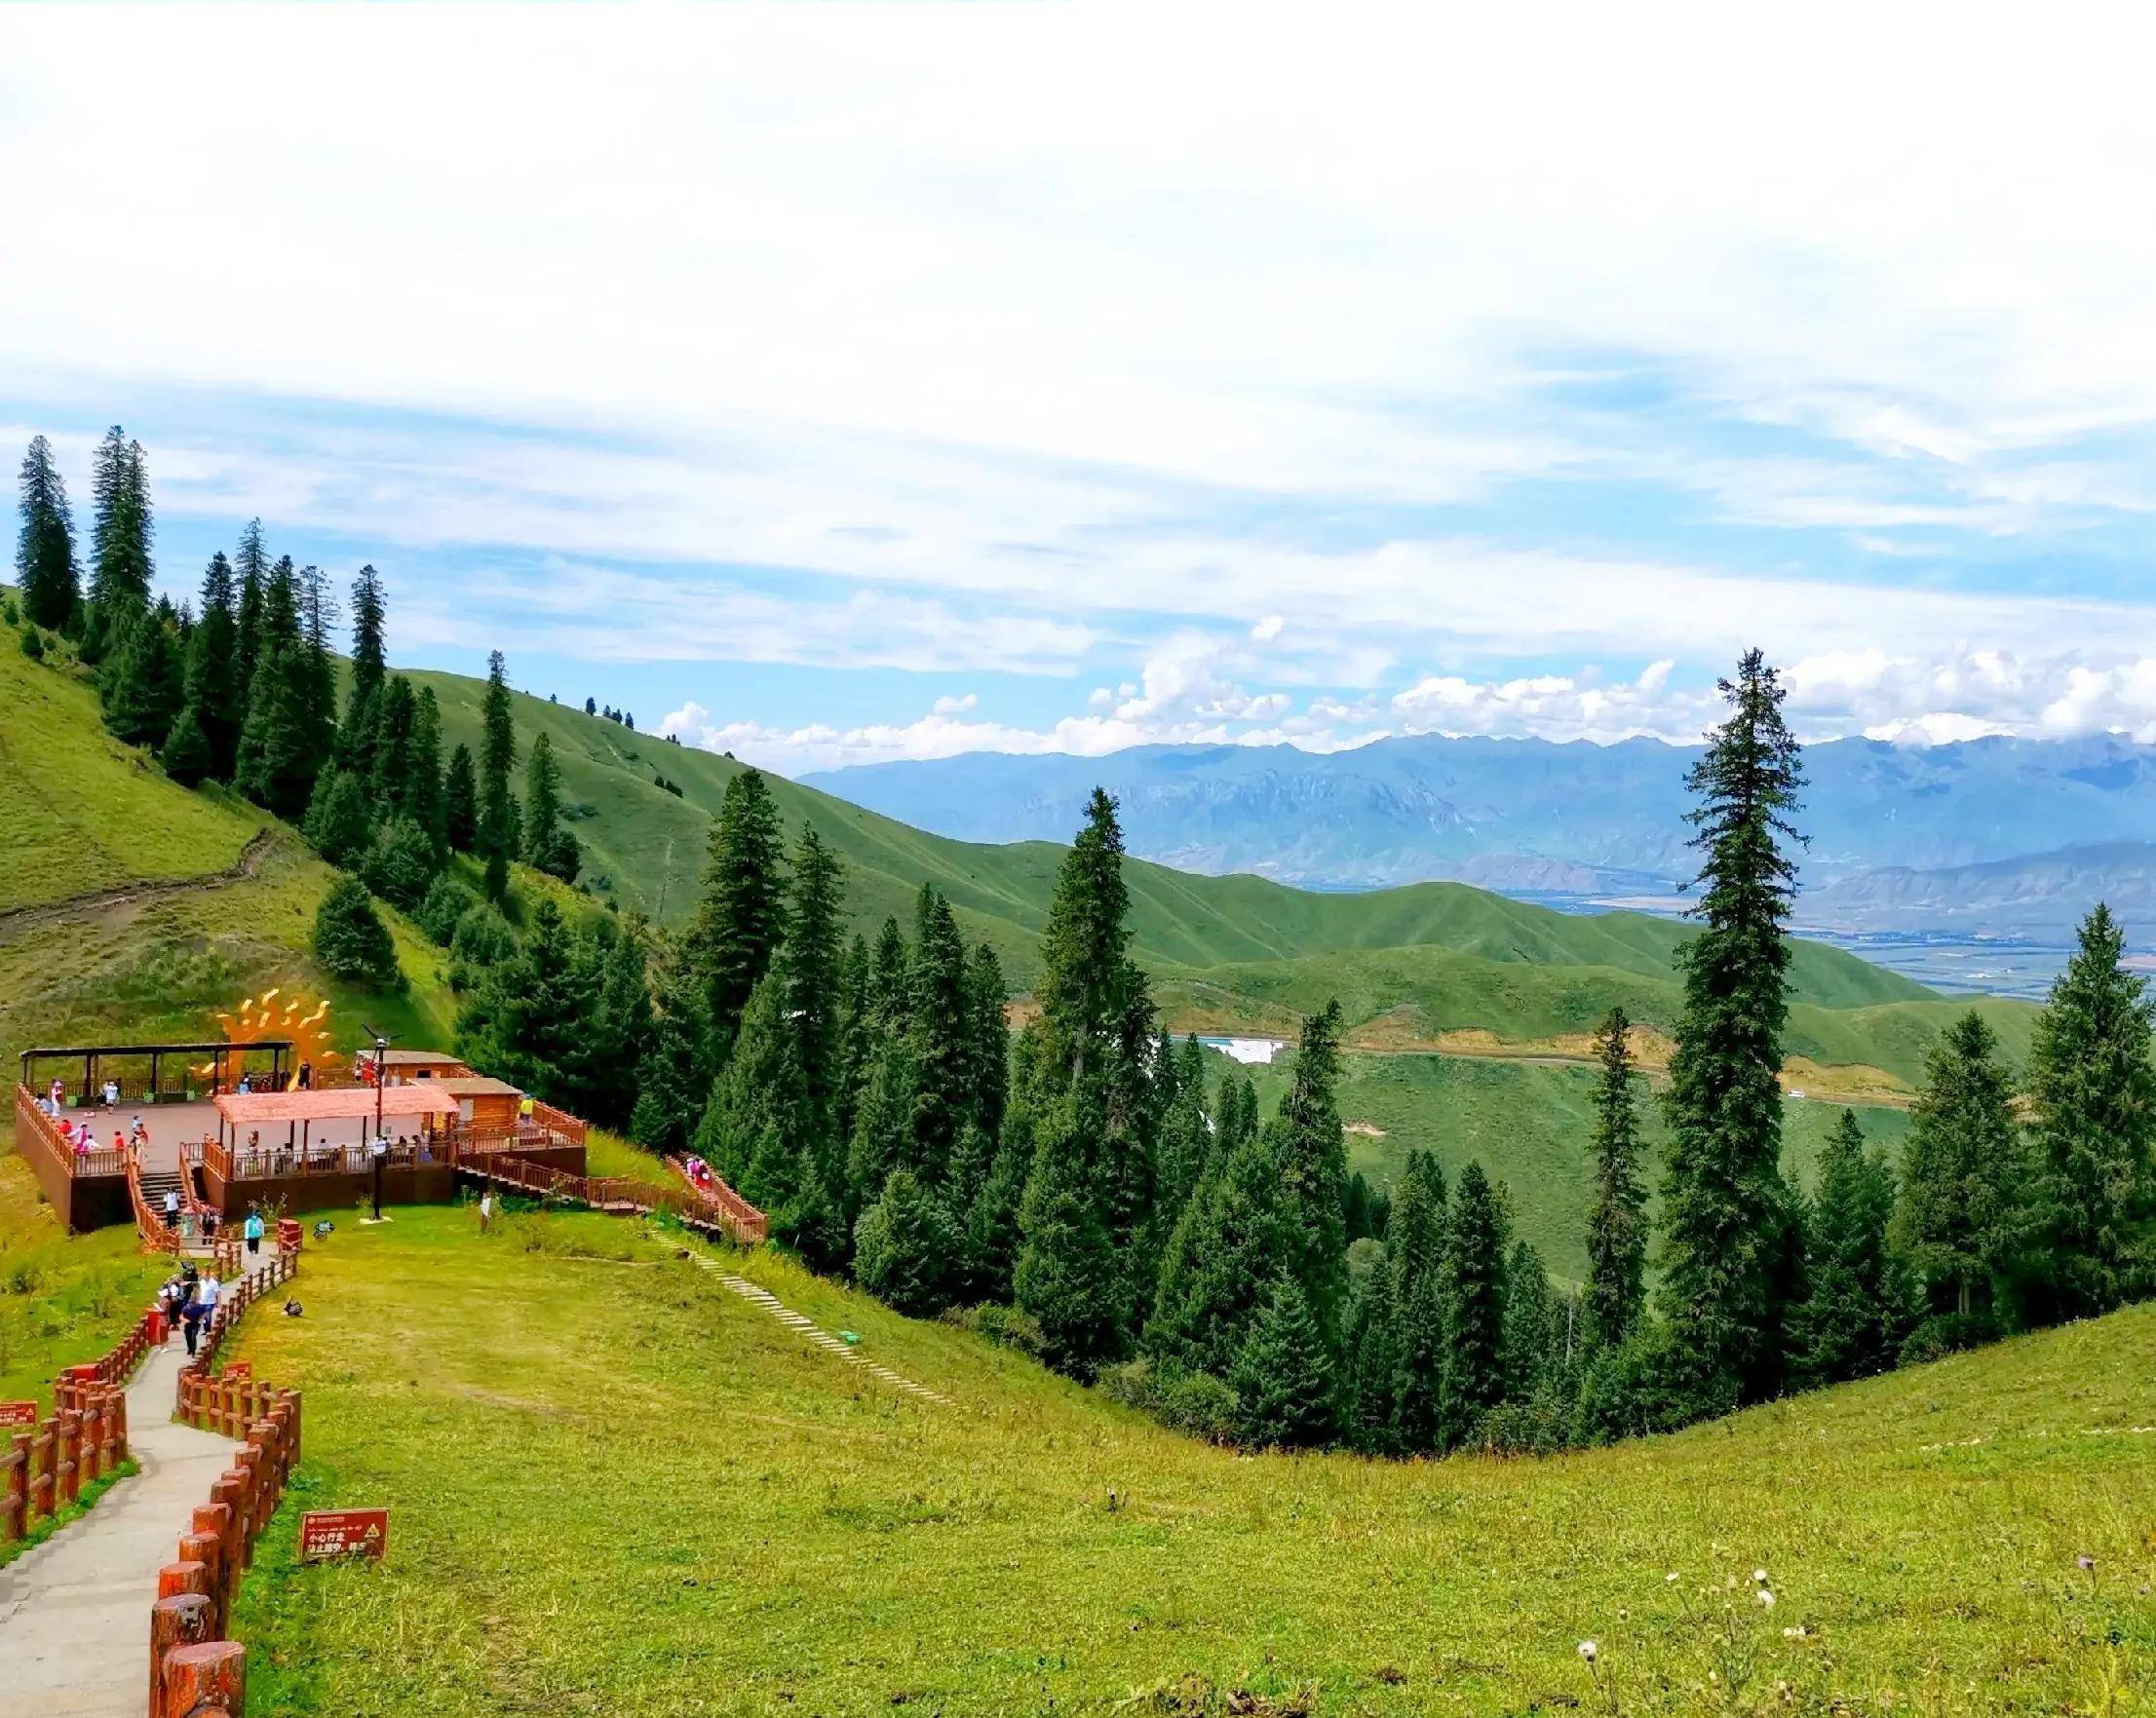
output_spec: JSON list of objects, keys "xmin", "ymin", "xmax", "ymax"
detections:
[
  {"xmin": 685, "ymin": 768, "xmax": 788, "ymax": 1052},
  {"xmin": 184, "ymin": 552, "xmax": 241, "ymax": 779},
  {"xmin": 1790, "ymin": 1110, "xmax": 1907, "ymax": 1385},
  {"xmin": 88, "ymin": 428, "xmax": 152, "ymax": 614},
  {"xmin": 1583, "ymin": 1007, "xmax": 1648, "ymax": 1352},
  {"xmin": 1893, "ymin": 1010, "xmax": 2025, "ymax": 1325},
  {"xmin": 16, "ymin": 435, "xmax": 77, "ymax": 630},
  {"xmin": 1658, "ymin": 649, "xmax": 1804, "ymax": 1407},
  {"xmin": 2025, "ymin": 903, "xmax": 2156, "ymax": 1319},
  {"xmin": 1441, "ymin": 1160, "xmax": 1510, "ymax": 1446},
  {"xmin": 478, "ymin": 650, "xmax": 519, "ymax": 900},
  {"xmin": 343, "ymin": 563, "xmax": 388, "ymax": 771}
]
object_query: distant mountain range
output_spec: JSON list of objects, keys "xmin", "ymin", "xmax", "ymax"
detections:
[{"xmin": 802, "ymin": 734, "xmax": 2156, "ymax": 938}]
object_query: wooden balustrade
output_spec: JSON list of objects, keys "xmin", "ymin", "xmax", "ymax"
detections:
[
  {"xmin": 1, "ymin": 1306, "xmax": 152, "ymax": 1548},
  {"xmin": 14, "ymin": 1084, "xmax": 128, "ymax": 1178}
]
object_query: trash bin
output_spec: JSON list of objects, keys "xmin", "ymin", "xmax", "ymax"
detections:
[
  {"xmin": 147, "ymin": 1304, "xmax": 167, "ymax": 1345},
  {"xmin": 277, "ymin": 1217, "xmax": 303, "ymax": 1252}
]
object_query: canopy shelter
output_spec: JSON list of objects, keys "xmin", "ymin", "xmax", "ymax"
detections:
[
  {"xmin": 21, "ymin": 1041, "xmax": 292, "ymax": 1107},
  {"xmin": 213, "ymin": 1084, "xmax": 458, "ymax": 1151}
]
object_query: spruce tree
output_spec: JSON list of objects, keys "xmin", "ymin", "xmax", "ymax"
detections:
[
  {"xmin": 100, "ymin": 606, "xmax": 183, "ymax": 749},
  {"xmin": 1658, "ymin": 649, "xmax": 1805, "ymax": 1407},
  {"xmin": 368, "ymin": 675, "xmax": 417, "ymax": 810},
  {"xmin": 631, "ymin": 941, "xmax": 712, "ymax": 1157},
  {"xmin": 522, "ymin": 731, "xmax": 578, "ymax": 880},
  {"xmin": 1583, "ymin": 1007, "xmax": 1648, "ymax": 1352},
  {"xmin": 456, "ymin": 897, "xmax": 598, "ymax": 1111},
  {"xmin": 586, "ymin": 919, "xmax": 655, "ymax": 1130},
  {"xmin": 1501, "ymin": 1239, "xmax": 1562, "ymax": 1401},
  {"xmin": 964, "ymin": 942, "xmax": 1011, "ymax": 1142},
  {"xmin": 343, "ymin": 563, "xmax": 388, "ymax": 771},
  {"xmin": 185, "ymin": 553, "xmax": 241, "ymax": 779},
  {"xmin": 1016, "ymin": 789, "xmax": 1158, "ymax": 1363},
  {"xmin": 1441, "ymin": 1160, "xmax": 1510, "ymax": 1446},
  {"xmin": 443, "ymin": 743, "xmax": 480, "ymax": 852},
  {"xmin": 782, "ymin": 827, "xmax": 848, "ymax": 1253},
  {"xmin": 1144, "ymin": 1117, "xmax": 1295, "ymax": 1380},
  {"xmin": 364, "ymin": 815, "xmax": 439, "ymax": 912},
  {"xmin": 1346, "ymin": 1250, "xmax": 1403, "ymax": 1453},
  {"xmin": 1013, "ymin": 1089, "xmax": 1128, "ymax": 1374},
  {"xmin": 232, "ymin": 519, "xmax": 267, "ymax": 697},
  {"xmin": 685, "ymin": 768, "xmax": 788, "ymax": 1050},
  {"xmin": 1893, "ymin": 1010, "xmax": 2026, "ymax": 1327},
  {"xmin": 295, "ymin": 560, "xmax": 340, "ymax": 764},
  {"xmin": 907, "ymin": 886, "xmax": 972, "ymax": 1178},
  {"xmin": 1272, "ymin": 1002, "xmax": 1350, "ymax": 1346},
  {"xmin": 853, "ymin": 1168, "xmax": 958, "ymax": 1317},
  {"xmin": 159, "ymin": 702, "xmax": 213, "ymax": 786},
  {"xmin": 1790, "ymin": 1110, "xmax": 1907, "ymax": 1386},
  {"xmin": 478, "ymin": 650, "xmax": 519, "ymax": 900},
  {"xmin": 846, "ymin": 1031, "xmax": 923, "ymax": 1199},
  {"xmin": 695, "ymin": 973, "xmax": 808, "ymax": 1215},
  {"xmin": 313, "ymin": 875, "xmax": 400, "ymax": 987},
  {"xmin": 302, "ymin": 768, "xmax": 374, "ymax": 869},
  {"xmin": 88, "ymin": 428, "xmax": 152, "ymax": 615},
  {"xmin": 1154, "ymin": 1037, "xmax": 1211, "ymax": 1224},
  {"xmin": 407, "ymin": 687, "xmax": 447, "ymax": 851},
  {"xmin": 2025, "ymin": 903, "xmax": 2156, "ymax": 1319},
  {"xmin": 17, "ymin": 435, "xmax": 77, "ymax": 630},
  {"xmin": 1230, "ymin": 1276, "xmax": 1337, "ymax": 1448}
]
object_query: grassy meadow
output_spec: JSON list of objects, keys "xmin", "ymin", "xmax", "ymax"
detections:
[
  {"xmin": 222, "ymin": 1205, "xmax": 2155, "ymax": 1717},
  {"xmin": 0, "ymin": 1155, "xmax": 167, "ymax": 1413}
]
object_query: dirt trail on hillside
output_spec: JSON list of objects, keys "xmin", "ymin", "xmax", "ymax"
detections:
[{"xmin": 0, "ymin": 828, "xmax": 276, "ymax": 943}]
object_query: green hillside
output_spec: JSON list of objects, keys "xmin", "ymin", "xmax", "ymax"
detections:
[
  {"xmin": 220, "ymin": 1205, "xmax": 2155, "ymax": 1716},
  {"xmin": 412, "ymin": 668, "xmax": 1983, "ymax": 1039},
  {"xmin": 0, "ymin": 631, "xmax": 456, "ymax": 1097}
]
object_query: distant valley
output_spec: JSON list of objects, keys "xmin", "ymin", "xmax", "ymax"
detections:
[{"xmin": 803, "ymin": 733, "xmax": 2156, "ymax": 986}]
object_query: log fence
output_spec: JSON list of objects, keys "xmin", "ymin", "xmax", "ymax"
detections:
[
  {"xmin": 473, "ymin": 1150, "xmax": 769, "ymax": 1243},
  {"xmin": 2, "ymin": 1297, "xmax": 156, "ymax": 1548}
]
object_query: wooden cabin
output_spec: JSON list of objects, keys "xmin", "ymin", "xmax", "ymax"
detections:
[
  {"xmin": 430, "ymin": 1075, "xmax": 527, "ymax": 1132},
  {"xmin": 357, "ymin": 1047, "xmax": 474, "ymax": 1086}
]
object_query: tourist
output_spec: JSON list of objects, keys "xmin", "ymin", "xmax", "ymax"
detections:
[
  {"xmin": 101, "ymin": 1077, "xmax": 119, "ymax": 1109},
  {"xmin": 238, "ymin": 1073, "xmax": 251, "ymax": 1095},
  {"xmin": 479, "ymin": 1189, "xmax": 494, "ymax": 1234},
  {"xmin": 163, "ymin": 1187, "xmax": 180, "ymax": 1227},
  {"xmin": 244, "ymin": 1206, "xmax": 264, "ymax": 1256},
  {"xmin": 178, "ymin": 1275, "xmax": 204, "ymax": 1357},
  {"xmin": 112, "ymin": 1127, "xmax": 126, "ymax": 1158},
  {"xmin": 198, "ymin": 1271, "xmax": 220, "ymax": 1327},
  {"xmin": 48, "ymin": 1076, "xmax": 63, "ymax": 1111},
  {"xmin": 130, "ymin": 1116, "xmax": 149, "ymax": 1152},
  {"xmin": 298, "ymin": 1061, "xmax": 313, "ymax": 1089}
]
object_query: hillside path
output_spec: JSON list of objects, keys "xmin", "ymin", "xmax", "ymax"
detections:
[
  {"xmin": 0, "ymin": 1254, "xmax": 276, "ymax": 1718},
  {"xmin": 0, "ymin": 829, "xmax": 273, "ymax": 943},
  {"xmin": 688, "ymin": 1254, "xmax": 953, "ymax": 1406}
]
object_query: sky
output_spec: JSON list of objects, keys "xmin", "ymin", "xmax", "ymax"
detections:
[{"xmin": 7, "ymin": 5, "xmax": 2156, "ymax": 776}]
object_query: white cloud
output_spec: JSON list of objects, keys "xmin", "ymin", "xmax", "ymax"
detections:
[
  {"xmin": 1250, "ymin": 614, "xmax": 1285, "ymax": 643},
  {"xmin": 930, "ymin": 692, "xmax": 979, "ymax": 716}
]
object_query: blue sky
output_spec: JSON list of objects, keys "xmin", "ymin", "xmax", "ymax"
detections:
[{"xmin": 8, "ymin": 8, "xmax": 2156, "ymax": 774}]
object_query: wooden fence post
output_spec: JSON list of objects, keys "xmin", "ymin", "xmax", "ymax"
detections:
[
  {"xmin": 55, "ymin": 1409, "xmax": 79, "ymax": 1506},
  {"xmin": 148, "ymin": 1592, "xmax": 216, "ymax": 1718},
  {"xmin": 3, "ymin": 1432, "xmax": 26, "ymax": 1541},
  {"xmin": 159, "ymin": 1638, "xmax": 245, "ymax": 1718}
]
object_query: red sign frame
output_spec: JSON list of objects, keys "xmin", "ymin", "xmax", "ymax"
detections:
[
  {"xmin": 220, "ymin": 1360, "xmax": 252, "ymax": 1381},
  {"xmin": 0, "ymin": 1401, "xmax": 37, "ymax": 1429},
  {"xmin": 298, "ymin": 1508, "xmax": 389, "ymax": 1562}
]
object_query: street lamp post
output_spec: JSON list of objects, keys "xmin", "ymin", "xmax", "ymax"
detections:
[{"xmin": 362, "ymin": 1023, "xmax": 396, "ymax": 1222}]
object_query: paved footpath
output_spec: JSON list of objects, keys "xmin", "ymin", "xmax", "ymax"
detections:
[{"xmin": 0, "ymin": 1259, "xmax": 274, "ymax": 1718}]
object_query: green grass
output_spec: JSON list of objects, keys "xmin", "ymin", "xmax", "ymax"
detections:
[
  {"xmin": 0, "ymin": 1156, "xmax": 168, "ymax": 1415},
  {"xmin": 0, "ymin": 618, "xmax": 260, "ymax": 912},
  {"xmin": 226, "ymin": 1206, "xmax": 2156, "ymax": 1716},
  {"xmin": 0, "ymin": 632, "xmax": 459, "ymax": 1102}
]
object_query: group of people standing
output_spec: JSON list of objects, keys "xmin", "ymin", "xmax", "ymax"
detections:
[{"xmin": 157, "ymin": 1264, "xmax": 220, "ymax": 1358}]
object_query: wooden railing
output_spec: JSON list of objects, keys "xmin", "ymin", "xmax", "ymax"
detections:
[
  {"xmin": 473, "ymin": 1152, "xmax": 769, "ymax": 1244},
  {"xmin": 2, "ymin": 1289, "xmax": 164, "ymax": 1547},
  {"xmin": 668, "ymin": 1155, "xmax": 773, "ymax": 1244},
  {"xmin": 143, "ymin": 1239, "xmax": 304, "ymax": 1718},
  {"xmin": 13, "ymin": 1085, "xmax": 127, "ymax": 1177},
  {"xmin": 157, "ymin": 1366, "xmax": 300, "ymax": 1715},
  {"xmin": 528, "ymin": 1099, "xmax": 588, "ymax": 1145}
]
